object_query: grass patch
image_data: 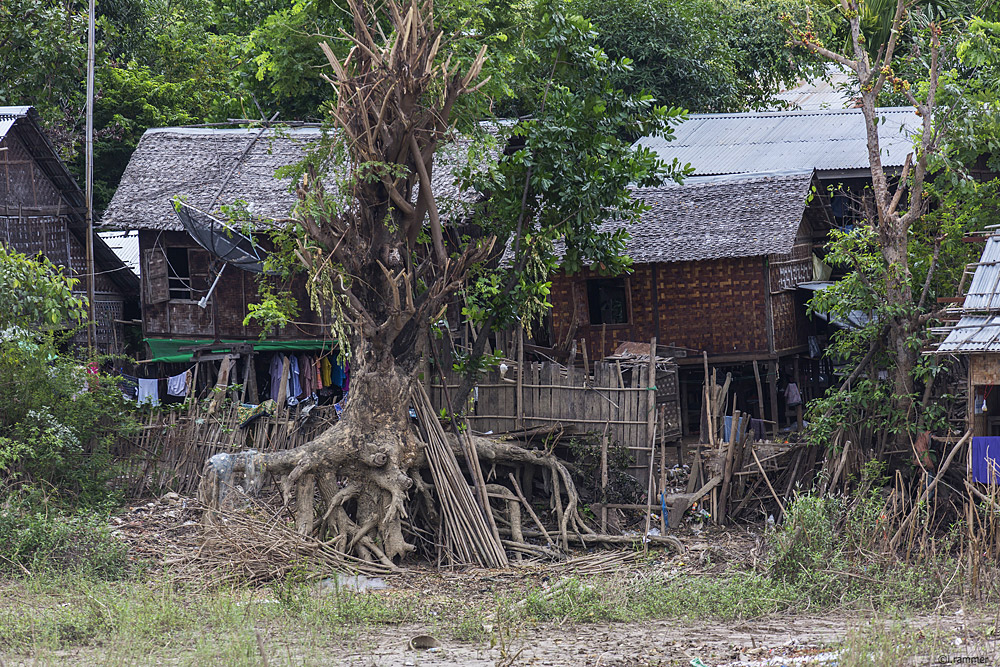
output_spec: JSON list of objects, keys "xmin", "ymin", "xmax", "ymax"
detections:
[{"xmin": 0, "ymin": 573, "xmax": 420, "ymax": 657}]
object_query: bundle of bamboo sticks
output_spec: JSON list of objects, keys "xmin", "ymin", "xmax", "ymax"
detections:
[{"xmin": 413, "ymin": 384, "xmax": 509, "ymax": 569}]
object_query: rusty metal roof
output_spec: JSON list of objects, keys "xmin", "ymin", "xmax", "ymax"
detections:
[{"xmin": 636, "ymin": 107, "xmax": 921, "ymax": 177}]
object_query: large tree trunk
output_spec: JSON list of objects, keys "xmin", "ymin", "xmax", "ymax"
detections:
[{"xmin": 200, "ymin": 341, "xmax": 421, "ymax": 565}]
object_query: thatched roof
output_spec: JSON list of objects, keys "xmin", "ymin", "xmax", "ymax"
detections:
[
  {"xmin": 623, "ymin": 171, "xmax": 817, "ymax": 263},
  {"xmin": 529, "ymin": 170, "xmax": 821, "ymax": 267},
  {"xmin": 102, "ymin": 126, "xmax": 481, "ymax": 231}
]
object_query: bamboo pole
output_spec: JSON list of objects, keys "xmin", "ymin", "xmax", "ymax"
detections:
[{"xmin": 753, "ymin": 359, "xmax": 766, "ymax": 425}]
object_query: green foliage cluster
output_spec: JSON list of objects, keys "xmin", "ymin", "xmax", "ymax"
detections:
[
  {"xmin": 1, "ymin": 0, "xmax": 830, "ymax": 214},
  {"xmin": 457, "ymin": 2, "xmax": 690, "ymax": 343}
]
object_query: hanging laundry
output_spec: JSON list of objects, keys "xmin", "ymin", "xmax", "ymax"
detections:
[
  {"xmin": 331, "ymin": 361, "xmax": 345, "ymax": 389},
  {"xmin": 137, "ymin": 378, "xmax": 160, "ymax": 406},
  {"xmin": 972, "ymin": 437, "xmax": 1000, "ymax": 484},
  {"xmin": 299, "ymin": 354, "xmax": 312, "ymax": 397},
  {"xmin": 269, "ymin": 354, "xmax": 283, "ymax": 403},
  {"xmin": 321, "ymin": 356, "xmax": 332, "ymax": 386},
  {"xmin": 167, "ymin": 370, "xmax": 189, "ymax": 397},
  {"xmin": 118, "ymin": 373, "xmax": 138, "ymax": 401},
  {"xmin": 343, "ymin": 360, "xmax": 349, "ymax": 393},
  {"xmin": 784, "ymin": 382, "xmax": 802, "ymax": 407},
  {"xmin": 287, "ymin": 355, "xmax": 302, "ymax": 405},
  {"xmin": 315, "ymin": 357, "xmax": 324, "ymax": 389}
]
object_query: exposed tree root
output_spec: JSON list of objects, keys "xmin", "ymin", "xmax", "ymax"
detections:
[{"xmin": 199, "ymin": 372, "xmax": 681, "ymax": 568}]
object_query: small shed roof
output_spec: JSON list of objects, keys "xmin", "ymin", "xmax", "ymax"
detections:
[
  {"xmin": 97, "ymin": 230, "xmax": 140, "ymax": 277},
  {"xmin": 617, "ymin": 170, "xmax": 817, "ymax": 263},
  {"xmin": 103, "ymin": 126, "xmax": 479, "ymax": 232},
  {"xmin": 936, "ymin": 236, "xmax": 1000, "ymax": 353},
  {"xmin": 635, "ymin": 107, "xmax": 921, "ymax": 178}
]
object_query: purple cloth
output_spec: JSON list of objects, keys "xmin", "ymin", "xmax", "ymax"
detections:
[{"xmin": 972, "ymin": 437, "xmax": 1000, "ymax": 484}]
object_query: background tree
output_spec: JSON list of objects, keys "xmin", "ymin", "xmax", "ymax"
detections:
[
  {"xmin": 572, "ymin": 0, "xmax": 830, "ymax": 112},
  {"xmin": 788, "ymin": 0, "xmax": 1000, "ymax": 451}
]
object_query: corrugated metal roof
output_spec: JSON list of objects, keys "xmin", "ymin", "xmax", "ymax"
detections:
[
  {"xmin": 97, "ymin": 230, "xmax": 140, "ymax": 277},
  {"xmin": 938, "ymin": 316, "xmax": 1000, "ymax": 353},
  {"xmin": 932, "ymin": 236, "xmax": 1000, "ymax": 353},
  {"xmin": 960, "ymin": 236, "xmax": 1000, "ymax": 311},
  {"xmin": 0, "ymin": 106, "xmax": 32, "ymax": 120},
  {"xmin": 636, "ymin": 107, "xmax": 921, "ymax": 176}
]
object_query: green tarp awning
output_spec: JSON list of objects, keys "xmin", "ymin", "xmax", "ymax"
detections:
[{"xmin": 145, "ymin": 338, "xmax": 334, "ymax": 364}]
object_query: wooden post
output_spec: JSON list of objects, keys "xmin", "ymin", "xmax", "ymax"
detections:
[
  {"xmin": 581, "ymin": 338, "xmax": 590, "ymax": 386},
  {"xmin": 659, "ymin": 406, "xmax": 667, "ymax": 533},
  {"xmin": 793, "ymin": 355, "xmax": 804, "ymax": 434},
  {"xmin": 600, "ymin": 426, "xmax": 609, "ymax": 533},
  {"xmin": 702, "ymin": 351, "xmax": 715, "ymax": 447},
  {"xmin": 209, "ymin": 355, "xmax": 234, "ymax": 414},
  {"xmin": 516, "ymin": 323, "xmax": 524, "ymax": 430},
  {"xmin": 718, "ymin": 409, "xmax": 741, "ymax": 525},
  {"xmin": 679, "ymin": 369, "xmax": 689, "ymax": 437},
  {"xmin": 768, "ymin": 360, "xmax": 780, "ymax": 440},
  {"xmin": 240, "ymin": 352, "xmax": 253, "ymax": 404},
  {"xmin": 643, "ymin": 337, "xmax": 658, "ymax": 543},
  {"xmin": 646, "ymin": 337, "xmax": 658, "ymax": 484},
  {"xmin": 188, "ymin": 361, "xmax": 200, "ymax": 402},
  {"xmin": 753, "ymin": 359, "xmax": 766, "ymax": 424}
]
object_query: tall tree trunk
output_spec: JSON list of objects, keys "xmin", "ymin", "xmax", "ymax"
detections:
[{"xmin": 200, "ymin": 338, "xmax": 422, "ymax": 564}]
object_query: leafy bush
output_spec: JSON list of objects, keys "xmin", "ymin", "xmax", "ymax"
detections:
[
  {"xmin": 0, "ymin": 508, "xmax": 129, "ymax": 578},
  {"xmin": 0, "ymin": 247, "xmax": 138, "ymax": 508}
]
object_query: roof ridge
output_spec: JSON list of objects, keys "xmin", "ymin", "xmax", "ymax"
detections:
[{"xmin": 682, "ymin": 106, "xmax": 915, "ymax": 120}]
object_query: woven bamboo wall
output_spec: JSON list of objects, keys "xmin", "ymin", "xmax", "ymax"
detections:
[
  {"xmin": 114, "ymin": 402, "xmax": 337, "ymax": 496},
  {"xmin": 550, "ymin": 258, "xmax": 772, "ymax": 359},
  {"xmin": 0, "ymin": 128, "xmax": 127, "ymax": 351}
]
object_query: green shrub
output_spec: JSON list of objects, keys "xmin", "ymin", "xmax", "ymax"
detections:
[
  {"xmin": 0, "ymin": 509, "xmax": 129, "ymax": 579},
  {"xmin": 769, "ymin": 494, "xmax": 843, "ymax": 581}
]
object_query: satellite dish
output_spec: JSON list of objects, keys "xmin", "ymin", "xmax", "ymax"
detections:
[{"xmin": 173, "ymin": 201, "xmax": 274, "ymax": 275}]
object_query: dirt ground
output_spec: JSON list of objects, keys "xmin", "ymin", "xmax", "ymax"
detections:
[
  {"xmin": 6, "ymin": 495, "xmax": 995, "ymax": 666},
  {"xmin": 339, "ymin": 610, "xmax": 998, "ymax": 667}
]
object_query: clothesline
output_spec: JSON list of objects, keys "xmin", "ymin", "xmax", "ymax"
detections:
[{"xmin": 119, "ymin": 366, "xmax": 195, "ymax": 407}]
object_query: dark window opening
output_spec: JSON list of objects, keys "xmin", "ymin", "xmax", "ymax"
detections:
[
  {"xmin": 587, "ymin": 278, "xmax": 628, "ymax": 325},
  {"xmin": 165, "ymin": 247, "xmax": 191, "ymax": 300}
]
